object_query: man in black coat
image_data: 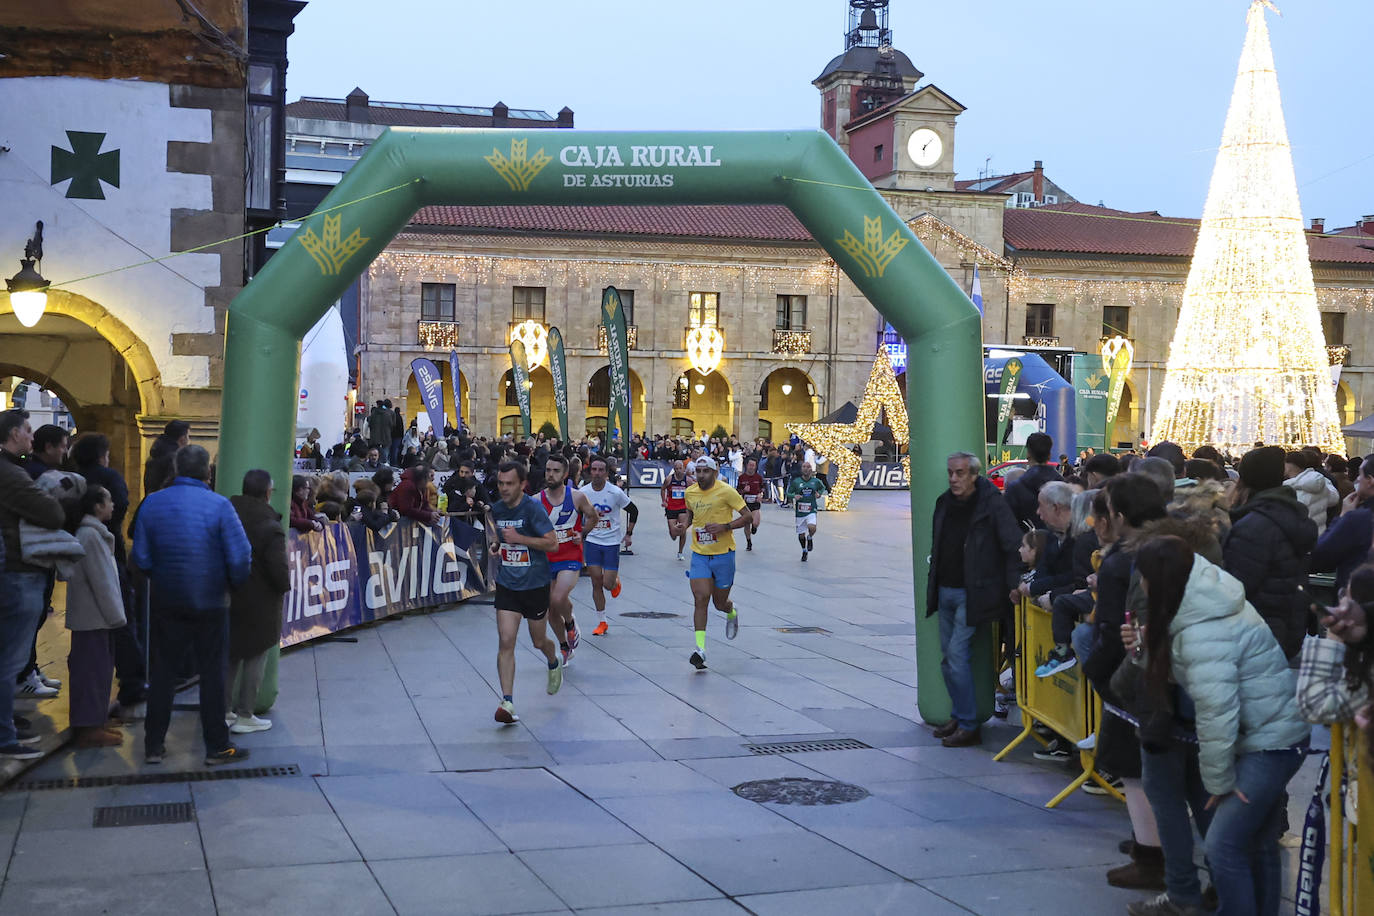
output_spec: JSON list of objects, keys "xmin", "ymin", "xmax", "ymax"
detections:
[
  {"xmin": 1223, "ymin": 445, "xmax": 1318, "ymax": 660},
  {"xmin": 227, "ymin": 469, "xmax": 290, "ymax": 733},
  {"xmin": 925, "ymin": 451, "xmax": 1022, "ymax": 747},
  {"xmin": 1005, "ymin": 432, "xmax": 1063, "ymax": 529}
]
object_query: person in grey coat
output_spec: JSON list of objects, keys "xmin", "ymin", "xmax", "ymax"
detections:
[{"xmin": 65, "ymin": 486, "xmax": 127, "ymax": 748}]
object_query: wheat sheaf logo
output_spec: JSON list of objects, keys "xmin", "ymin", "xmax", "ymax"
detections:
[
  {"xmin": 299, "ymin": 214, "xmax": 370, "ymax": 276},
  {"xmin": 1085, "ymin": 372, "xmax": 1104, "ymax": 388},
  {"xmin": 835, "ymin": 215, "xmax": 909, "ymax": 279},
  {"xmin": 485, "ymin": 139, "xmax": 552, "ymax": 192}
]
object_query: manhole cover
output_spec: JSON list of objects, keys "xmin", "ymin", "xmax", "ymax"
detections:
[
  {"xmin": 620, "ymin": 611, "xmax": 681, "ymax": 619},
  {"xmin": 93, "ymin": 802, "xmax": 196, "ymax": 828},
  {"xmin": 745, "ymin": 738, "xmax": 870, "ymax": 755},
  {"xmin": 775, "ymin": 626, "xmax": 830, "ymax": 635},
  {"xmin": 733, "ymin": 778, "xmax": 869, "ymax": 806}
]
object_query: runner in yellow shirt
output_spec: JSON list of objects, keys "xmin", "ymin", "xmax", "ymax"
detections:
[{"xmin": 671, "ymin": 456, "xmax": 753, "ymax": 670}]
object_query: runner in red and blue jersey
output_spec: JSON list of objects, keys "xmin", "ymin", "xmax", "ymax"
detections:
[
  {"xmin": 540, "ymin": 454, "xmax": 598, "ymax": 665},
  {"xmin": 661, "ymin": 459, "xmax": 692, "ymax": 561},
  {"xmin": 736, "ymin": 456, "xmax": 765, "ymax": 551}
]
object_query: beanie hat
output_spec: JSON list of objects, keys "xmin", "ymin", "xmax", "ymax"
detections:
[{"xmin": 1238, "ymin": 445, "xmax": 1286, "ymax": 492}]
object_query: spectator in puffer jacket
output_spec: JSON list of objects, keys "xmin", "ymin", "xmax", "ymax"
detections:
[
  {"xmin": 1283, "ymin": 450, "xmax": 1338, "ymax": 535},
  {"xmin": 1131, "ymin": 537, "xmax": 1310, "ymax": 916},
  {"xmin": 132, "ymin": 445, "xmax": 252, "ymax": 767},
  {"xmin": 1309, "ymin": 454, "xmax": 1374, "ymax": 591},
  {"xmin": 1222, "ymin": 446, "xmax": 1317, "ymax": 661},
  {"xmin": 389, "ymin": 465, "xmax": 440, "ymax": 525}
]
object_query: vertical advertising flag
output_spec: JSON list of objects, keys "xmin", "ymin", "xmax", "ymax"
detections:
[
  {"xmin": 547, "ymin": 326, "xmax": 570, "ymax": 443},
  {"xmin": 995, "ymin": 357, "xmax": 1023, "ymax": 456},
  {"xmin": 1072, "ymin": 360, "xmax": 1110, "ymax": 453},
  {"xmin": 509, "ymin": 340, "xmax": 533, "ymax": 438},
  {"xmin": 409, "ymin": 358, "xmax": 447, "ymax": 435},
  {"xmin": 601, "ymin": 287, "xmax": 632, "ymax": 458},
  {"xmin": 971, "ymin": 264, "xmax": 984, "ymax": 316},
  {"xmin": 1102, "ymin": 337, "xmax": 1134, "ymax": 447},
  {"xmin": 448, "ymin": 349, "xmax": 462, "ymax": 429}
]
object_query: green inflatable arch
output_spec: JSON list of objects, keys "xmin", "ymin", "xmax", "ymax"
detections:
[{"xmin": 218, "ymin": 128, "xmax": 990, "ymax": 724}]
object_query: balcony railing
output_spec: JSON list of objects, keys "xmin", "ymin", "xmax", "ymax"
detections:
[
  {"xmin": 597, "ymin": 324, "xmax": 638, "ymax": 352},
  {"xmin": 417, "ymin": 320, "xmax": 459, "ymax": 349},
  {"xmin": 1328, "ymin": 344, "xmax": 1351, "ymax": 367},
  {"xmin": 772, "ymin": 327, "xmax": 812, "ymax": 355},
  {"xmin": 1022, "ymin": 335, "xmax": 1062, "ymax": 348}
]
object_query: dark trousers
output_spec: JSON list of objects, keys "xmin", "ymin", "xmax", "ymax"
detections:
[
  {"xmin": 1051, "ymin": 591, "xmax": 1094, "ymax": 647},
  {"xmin": 144, "ymin": 607, "xmax": 230, "ymax": 756},
  {"xmin": 67, "ymin": 629, "xmax": 114, "ymax": 728},
  {"xmin": 113, "ymin": 570, "xmax": 148, "ymax": 706}
]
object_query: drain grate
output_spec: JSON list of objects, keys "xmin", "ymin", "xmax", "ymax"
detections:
[
  {"xmin": 620, "ymin": 611, "xmax": 682, "ymax": 619},
  {"xmin": 744, "ymin": 738, "xmax": 870, "ymax": 755},
  {"xmin": 734, "ymin": 778, "xmax": 870, "ymax": 806},
  {"xmin": 11, "ymin": 764, "xmax": 302, "ymax": 792},
  {"xmin": 93, "ymin": 802, "xmax": 195, "ymax": 828},
  {"xmin": 775, "ymin": 626, "xmax": 830, "ymax": 635}
]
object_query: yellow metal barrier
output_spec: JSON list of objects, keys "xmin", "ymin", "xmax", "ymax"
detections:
[
  {"xmin": 994, "ymin": 597, "xmax": 1124, "ymax": 807},
  {"xmin": 1329, "ymin": 722, "xmax": 1370, "ymax": 916}
]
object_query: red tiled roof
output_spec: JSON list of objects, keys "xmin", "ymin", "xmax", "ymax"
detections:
[
  {"xmin": 955, "ymin": 171, "xmax": 1034, "ymax": 193},
  {"xmin": 285, "ymin": 99, "xmax": 558, "ymax": 129},
  {"xmin": 1004, "ymin": 202, "xmax": 1374, "ymax": 264},
  {"xmin": 410, "ymin": 205, "xmax": 814, "ymax": 242}
]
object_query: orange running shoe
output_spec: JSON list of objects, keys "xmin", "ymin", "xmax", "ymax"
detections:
[
  {"xmin": 592, "ymin": 621, "xmax": 609, "ymax": 636},
  {"xmin": 611, "ymin": 580, "xmax": 623, "ymax": 598}
]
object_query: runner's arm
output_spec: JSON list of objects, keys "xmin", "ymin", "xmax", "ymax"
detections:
[
  {"xmin": 624, "ymin": 497, "xmax": 638, "ymax": 534},
  {"xmin": 574, "ymin": 491, "xmax": 600, "ymax": 538}
]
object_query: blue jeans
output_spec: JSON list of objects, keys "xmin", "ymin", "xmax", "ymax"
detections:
[
  {"xmin": 937, "ymin": 586, "xmax": 978, "ymax": 730},
  {"xmin": 0, "ymin": 572, "xmax": 46, "ymax": 746},
  {"xmin": 1204, "ymin": 746, "xmax": 1306, "ymax": 916},
  {"xmin": 1071, "ymin": 621, "xmax": 1095, "ymax": 666},
  {"xmin": 1142, "ymin": 743, "xmax": 1213, "ymax": 907}
]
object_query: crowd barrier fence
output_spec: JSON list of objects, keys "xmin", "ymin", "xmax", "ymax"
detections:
[
  {"xmin": 994, "ymin": 596, "xmax": 1125, "ymax": 807},
  {"xmin": 1328, "ymin": 721, "xmax": 1371, "ymax": 915}
]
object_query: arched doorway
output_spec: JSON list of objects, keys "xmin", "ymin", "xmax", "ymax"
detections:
[
  {"xmin": 1336, "ymin": 380, "xmax": 1356, "ymax": 427},
  {"xmin": 758, "ymin": 367, "xmax": 818, "ymax": 439},
  {"xmin": 672, "ymin": 369, "xmax": 732, "ymax": 438},
  {"xmin": 498, "ymin": 366, "xmax": 555, "ymax": 435},
  {"xmin": 585, "ymin": 366, "xmax": 645, "ymax": 438},
  {"xmin": 0, "ymin": 308, "xmax": 155, "ymax": 500},
  {"xmin": 405, "ymin": 364, "xmax": 470, "ymax": 432},
  {"xmin": 1112, "ymin": 379, "xmax": 1139, "ymax": 449}
]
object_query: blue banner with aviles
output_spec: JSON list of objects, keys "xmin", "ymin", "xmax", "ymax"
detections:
[
  {"xmin": 280, "ymin": 516, "xmax": 490, "ymax": 647},
  {"xmin": 410, "ymin": 357, "xmax": 446, "ymax": 434}
]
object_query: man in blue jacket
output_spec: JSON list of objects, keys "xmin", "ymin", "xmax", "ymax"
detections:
[
  {"xmin": 1310, "ymin": 453, "xmax": 1374, "ymax": 591},
  {"xmin": 133, "ymin": 445, "xmax": 253, "ymax": 766}
]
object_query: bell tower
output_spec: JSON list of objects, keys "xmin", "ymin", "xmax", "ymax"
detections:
[{"xmin": 814, "ymin": 2, "xmax": 922, "ymax": 154}]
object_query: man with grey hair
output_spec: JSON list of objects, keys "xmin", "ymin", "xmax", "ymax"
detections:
[
  {"xmin": 925, "ymin": 451, "xmax": 1021, "ymax": 747},
  {"xmin": 1028, "ymin": 480, "xmax": 1082, "ymax": 680},
  {"xmin": 133, "ymin": 445, "xmax": 253, "ymax": 766},
  {"xmin": 1132, "ymin": 456, "xmax": 1177, "ymax": 504}
]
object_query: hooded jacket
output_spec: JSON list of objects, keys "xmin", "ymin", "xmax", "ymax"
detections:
[
  {"xmin": 65, "ymin": 517, "xmax": 126, "ymax": 631},
  {"xmin": 229, "ymin": 495, "xmax": 290, "ymax": 659},
  {"xmin": 1222, "ymin": 487, "xmax": 1317, "ymax": 659},
  {"xmin": 926, "ymin": 476, "xmax": 1022, "ymax": 626},
  {"xmin": 1284, "ymin": 467, "xmax": 1338, "ymax": 534},
  {"xmin": 1167, "ymin": 556, "xmax": 1310, "ymax": 795}
]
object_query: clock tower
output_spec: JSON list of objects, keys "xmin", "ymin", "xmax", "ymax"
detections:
[{"xmin": 813, "ymin": 1, "xmax": 963, "ymax": 192}]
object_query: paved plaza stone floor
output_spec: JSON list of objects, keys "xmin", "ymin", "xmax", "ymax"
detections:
[{"xmin": 0, "ymin": 491, "xmax": 1327, "ymax": 914}]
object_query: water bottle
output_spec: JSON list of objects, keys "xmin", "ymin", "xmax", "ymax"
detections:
[{"xmin": 438, "ymin": 492, "xmax": 449, "ymax": 513}]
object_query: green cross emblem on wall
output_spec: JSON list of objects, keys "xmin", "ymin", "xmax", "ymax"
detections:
[{"xmin": 51, "ymin": 131, "xmax": 120, "ymax": 200}]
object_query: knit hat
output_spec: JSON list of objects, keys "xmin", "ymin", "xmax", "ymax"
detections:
[{"xmin": 1238, "ymin": 445, "xmax": 1286, "ymax": 492}]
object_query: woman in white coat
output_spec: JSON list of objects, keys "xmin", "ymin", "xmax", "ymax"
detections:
[
  {"xmin": 64, "ymin": 486, "xmax": 127, "ymax": 748},
  {"xmin": 1130, "ymin": 536, "xmax": 1309, "ymax": 916},
  {"xmin": 1283, "ymin": 451, "xmax": 1338, "ymax": 534}
]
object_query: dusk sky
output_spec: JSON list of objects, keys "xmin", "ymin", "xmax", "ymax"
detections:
[{"xmin": 287, "ymin": 0, "xmax": 1372, "ymax": 229}]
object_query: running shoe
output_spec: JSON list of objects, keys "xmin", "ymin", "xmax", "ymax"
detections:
[
  {"xmin": 611, "ymin": 581, "xmax": 622, "ymax": 598},
  {"xmin": 746, "ymin": 543, "xmax": 752, "ymax": 551},
  {"xmin": 676, "ymin": 552, "xmax": 684, "ymax": 561},
  {"xmin": 592, "ymin": 621, "xmax": 609, "ymax": 636},
  {"xmin": 689, "ymin": 651, "xmax": 708, "ymax": 671},
  {"xmin": 205, "ymin": 745, "xmax": 251, "ymax": 766},
  {"xmin": 495, "ymin": 700, "xmax": 519, "ymax": 724},
  {"xmin": 144, "ymin": 746, "xmax": 165, "ymax": 765},
  {"xmin": 230, "ymin": 715, "xmax": 272, "ymax": 734},
  {"xmin": 561, "ymin": 646, "xmax": 574, "ymax": 667},
  {"xmin": 1077, "ymin": 733, "xmax": 1097, "ymax": 751},
  {"xmin": 1034, "ymin": 645, "xmax": 1077, "ymax": 679},
  {"xmin": 547, "ymin": 658, "xmax": 564, "ymax": 695},
  {"xmin": 0, "ymin": 743, "xmax": 42, "ymax": 760},
  {"xmin": 620, "ymin": 548, "xmax": 634, "ymax": 555},
  {"xmin": 725, "ymin": 608, "xmax": 739, "ymax": 640},
  {"xmin": 566, "ymin": 619, "xmax": 580, "ymax": 651},
  {"xmin": 801, "ymin": 549, "xmax": 807, "ymax": 562}
]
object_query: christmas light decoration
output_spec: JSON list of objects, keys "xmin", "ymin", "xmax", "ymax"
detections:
[
  {"xmin": 771, "ymin": 329, "xmax": 813, "ymax": 356},
  {"xmin": 1151, "ymin": 1, "xmax": 1344, "ymax": 455},
  {"xmin": 509, "ymin": 320, "xmax": 548, "ymax": 368},
  {"xmin": 597, "ymin": 324, "xmax": 639, "ymax": 352},
  {"xmin": 787, "ymin": 348, "xmax": 908, "ymax": 511},
  {"xmin": 417, "ymin": 320, "xmax": 460, "ymax": 349},
  {"xmin": 684, "ymin": 325, "xmax": 725, "ymax": 376}
]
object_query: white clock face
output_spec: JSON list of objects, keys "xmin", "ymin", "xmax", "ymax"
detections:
[{"xmin": 907, "ymin": 128, "xmax": 943, "ymax": 168}]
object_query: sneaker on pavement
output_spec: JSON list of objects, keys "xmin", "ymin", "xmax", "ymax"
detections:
[
  {"xmin": 17, "ymin": 670, "xmax": 58, "ymax": 698},
  {"xmin": 225, "ymin": 714, "xmax": 236, "ymax": 727},
  {"xmin": 495, "ymin": 700, "xmax": 519, "ymax": 724},
  {"xmin": 144, "ymin": 747, "xmax": 165, "ymax": 765},
  {"xmin": 0, "ymin": 743, "xmax": 42, "ymax": 760},
  {"xmin": 800, "ymin": 549, "xmax": 808, "ymax": 562},
  {"xmin": 205, "ymin": 745, "xmax": 251, "ymax": 766},
  {"xmin": 546, "ymin": 658, "xmax": 564, "ymax": 695},
  {"xmin": 1034, "ymin": 738, "xmax": 1073, "ymax": 762},
  {"xmin": 1084, "ymin": 771, "xmax": 1125, "ymax": 795},
  {"xmin": 230, "ymin": 715, "xmax": 273, "ymax": 735},
  {"xmin": 611, "ymin": 581, "xmax": 622, "ymax": 598},
  {"xmin": 560, "ymin": 646, "xmax": 574, "ymax": 667},
  {"xmin": 676, "ymin": 552, "xmax": 683, "ymax": 561},
  {"xmin": 1127, "ymin": 892, "xmax": 1207, "ymax": 916},
  {"xmin": 1035, "ymin": 645, "xmax": 1077, "ymax": 679},
  {"xmin": 592, "ymin": 621, "xmax": 609, "ymax": 636},
  {"xmin": 566, "ymin": 619, "xmax": 580, "ymax": 651},
  {"xmin": 689, "ymin": 651, "xmax": 707, "ymax": 671},
  {"xmin": 37, "ymin": 671, "xmax": 61, "ymax": 689},
  {"xmin": 725, "ymin": 609, "xmax": 739, "ymax": 640}
]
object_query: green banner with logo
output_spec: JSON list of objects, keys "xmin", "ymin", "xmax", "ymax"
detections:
[
  {"xmin": 509, "ymin": 339, "xmax": 532, "ymax": 438},
  {"xmin": 993, "ymin": 357, "xmax": 1022, "ymax": 461},
  {"xmin": 1073, "ymin": 359, "xmax": 1110, "ymax": 453},
  {"xmin": 547, "ymin": 326, "xmax": 569, "ymax": 442},
  {"xmin": 601, "ymin": 287, "xmax": 632, "ymax": 458}
]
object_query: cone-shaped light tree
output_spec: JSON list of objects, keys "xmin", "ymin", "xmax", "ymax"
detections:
[{"xmin": 1151, "ymin": 0, "xmax": 1344, "ymax": 455}]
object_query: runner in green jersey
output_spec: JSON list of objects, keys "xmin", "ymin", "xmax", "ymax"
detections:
[{"xmin": 785, "ymin": 462, "xmax": 829, "ymax": 562}]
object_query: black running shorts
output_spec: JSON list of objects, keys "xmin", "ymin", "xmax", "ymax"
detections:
[{"xmin": 495, "ymin": 583, "xmax": 551, "ymax": 621}]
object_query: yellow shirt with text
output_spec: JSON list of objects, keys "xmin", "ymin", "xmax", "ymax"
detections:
[{"xmin": 683, "ymin": 482, "xmax": 746, "ymax": 556}]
